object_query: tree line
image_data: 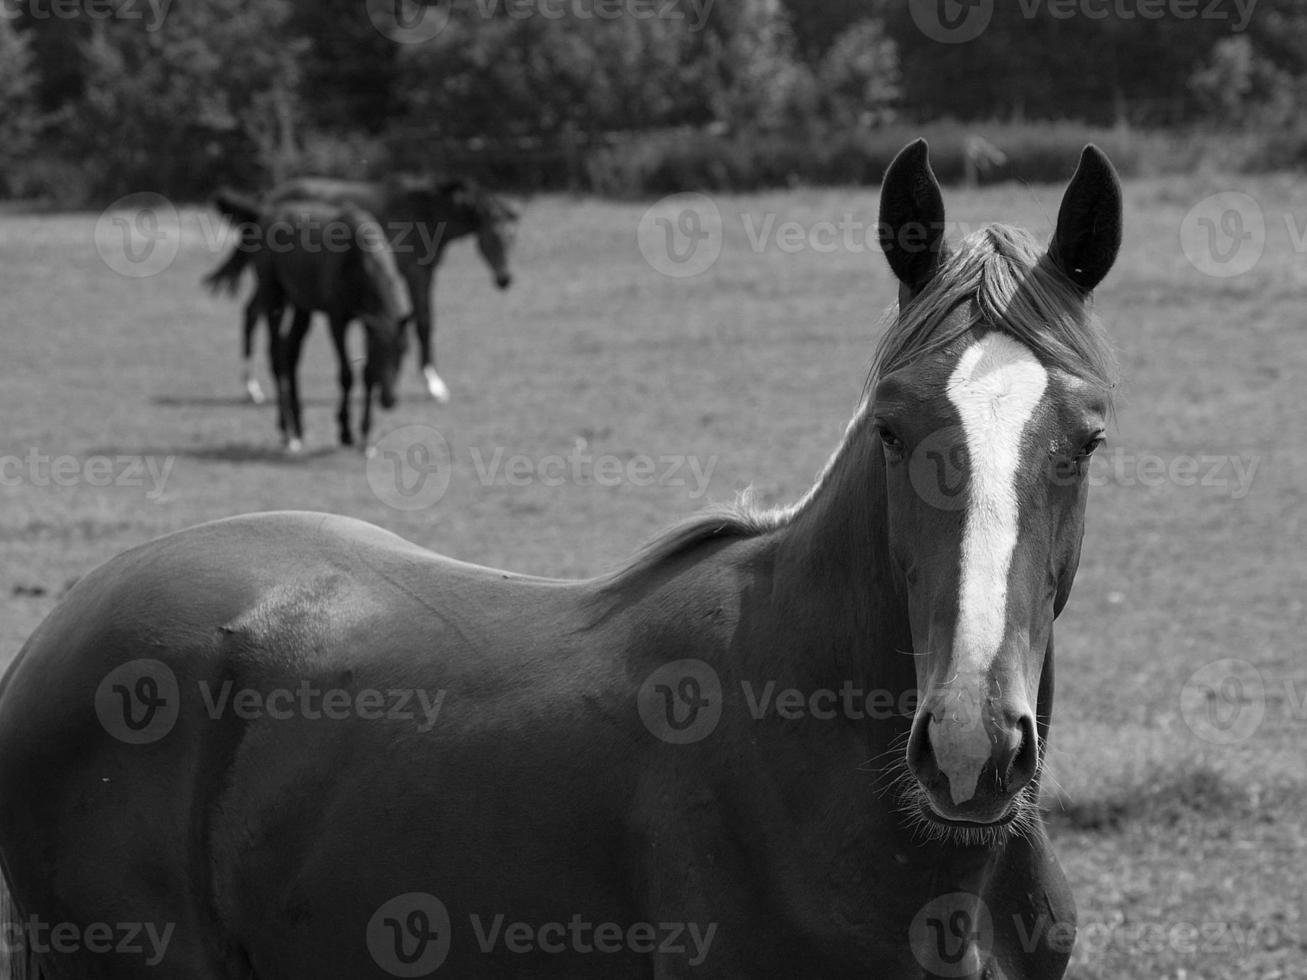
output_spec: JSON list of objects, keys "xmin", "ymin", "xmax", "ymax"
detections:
[{"xmin": 1, "ymin": 0, "xmax": 1303, "ymax": 201}]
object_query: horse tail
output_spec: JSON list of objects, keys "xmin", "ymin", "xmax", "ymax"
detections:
[
  {"xmin": 0, "ymin": 864, "xmax": 41, "ymax": 979},
  {"xmin": 203, "ymin": 189, "xmax": 265, "ymax": 296}
]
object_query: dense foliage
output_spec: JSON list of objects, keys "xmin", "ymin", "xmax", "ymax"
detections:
[{"xmin": 4, "ymin": 0, "xmax": 1305, "ymax": 201}]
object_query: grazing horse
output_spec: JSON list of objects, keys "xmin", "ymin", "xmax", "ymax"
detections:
[
  {"xmin": 210, "ymin": 191, "xmax": 411, "ymax": 452},
  {"xmin": 205, "ymin": 176, "xmax": 518, "ymax": 405},
  {"xmin": 0, "ymin": 141, "xmax": 1122, "ymax": 978}
]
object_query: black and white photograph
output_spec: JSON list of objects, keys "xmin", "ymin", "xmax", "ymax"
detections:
[{"xmin": 0, "ymin": 0, "xmax": 1302, "ymax": 977}]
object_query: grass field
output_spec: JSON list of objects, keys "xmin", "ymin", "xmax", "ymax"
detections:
[{"xmin": 1, "ymin": 174, "xmax": 1304, "ymax": 979}]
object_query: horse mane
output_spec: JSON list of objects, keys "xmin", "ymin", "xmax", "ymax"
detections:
[
  {"xmin": 867, "ymin": 223, "xmax": 1117, "ymax": 394},
  {"xmin": 344, "ymin": 205, "xmax": 412, "ymax": 320},
  {"xmin": 597, "ymin": 222, "xmax": 1117, "ymax": 590}
]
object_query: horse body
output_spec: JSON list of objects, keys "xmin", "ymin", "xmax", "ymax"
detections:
[
  {"xmin": 211, "ymin": 176, "xmax": 518, "ymax": 405},
  {"xmin": 3, "ymin": 141, "xmax": 1121, "ymax": 977},
  {"xmin": 213, "ymin": 193, "xmax": 410, "ymax": 451},
  {"xmin": 0, "ymin": 511, "xmax": 1070, "ymax": 978}
]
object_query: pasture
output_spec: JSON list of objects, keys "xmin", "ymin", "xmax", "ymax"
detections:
[{"xmin": 1, "ymin": 175, "xmax": 1304, "ymax": 979}]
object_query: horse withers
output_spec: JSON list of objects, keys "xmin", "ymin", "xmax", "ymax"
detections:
[
  {"xmin": 209, "ymin": 191, "xmax": 410, "ymax": 452},
  {"xmin": 0, "ymin": 141, "xmax": 1122, "ymax": 978},
  {"xmin": 206, "ymin": 175, "xmax": 518, "ymax": 405}
]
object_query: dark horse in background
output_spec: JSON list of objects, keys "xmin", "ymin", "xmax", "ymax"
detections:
[
  {"xmin": 206, "ymin": 175, "xmax": 518, "ymax": 405},
  {"xmin": 210, "ymin": 190, "xmax": 410, "ymax": 452},
  {"xmin": 0, "ymin": 141, "xmax": 1122, "ymax": 977}
]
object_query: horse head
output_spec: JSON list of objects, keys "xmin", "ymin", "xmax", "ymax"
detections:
[{"xmin": 872, "ymin": 140, "xmax": 1122, "ymax": 837}]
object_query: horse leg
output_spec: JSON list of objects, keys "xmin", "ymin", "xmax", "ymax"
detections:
[
  {"xmin": 241, "ymin": 296, "xmax": 266, "ymax": 405},
  {"xmin": 282, "ymin": 310, "xmax": 312, "ymax": 451},
  {"xmin": 409, "ymin": 268, "xmax": 449, "ymax": 403},
  {"xmin": 328, "ymin": 317, "xmax": 355, "ymax": 447},
  {"xmin": 268, "ymin": 308, "xmax": 298, "ymax": 452}
]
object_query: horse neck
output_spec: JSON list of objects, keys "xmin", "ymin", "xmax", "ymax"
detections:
[{"xmin": 765, "ymin": 411, "xmax": 915, "ymax": 751}]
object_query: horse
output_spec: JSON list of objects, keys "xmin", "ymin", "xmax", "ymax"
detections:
[
  {"xmin": 205, "ymin": 175, "xmax": 518, "ymax": 406},
  {"xmin": 210, "ymin": 190, "xmax": 411, "ymax": 452},
  {"xmin": 0, "ymin": 140, "xmax": 1122, "ymax": 978}
]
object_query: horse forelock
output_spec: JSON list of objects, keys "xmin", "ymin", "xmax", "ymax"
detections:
[{"xmin": 866, "ymin": 223, "xmax": 1118, "ymax": 400}]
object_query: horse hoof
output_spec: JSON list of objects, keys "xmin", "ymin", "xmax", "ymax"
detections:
[
  {"xmin": 245, "ymin": 380, "xmax": 266, "ymax": 405},
  {"xmin": 423, "ymin": 367, "xmax": 451, "ymax": 404},
  {"xmin": 364, "ymin": 444, "xmax": 378, "ymax": 459},
  {"xmin": 285, "ymin": 438, "xmax": 304, "ymax": 454}
]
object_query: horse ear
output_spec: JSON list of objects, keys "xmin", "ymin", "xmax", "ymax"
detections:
[
  {"xmin": 878, "ymin": 139, "xmax": 947, "ymax": 297},
  {"xmin": 1048, "ymin": 145, "xmax": 1122, "ymax": 293}
]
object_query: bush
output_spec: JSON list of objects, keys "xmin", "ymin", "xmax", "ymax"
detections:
[
  {"xmin": 0, "ymin": 20, "xmax": 42, "ymax": 198},
  {"xmin": 579, "ymin": 121, "xmax": 1164, "ymax": 198}
]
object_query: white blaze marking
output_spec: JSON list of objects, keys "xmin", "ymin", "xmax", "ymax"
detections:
[
  {"xmin": 933, "ymin": 333, "xmax": 1047, "ymax": 805},
  {"xmin": 947, "ymin": 333, "xmax": 1048, "ymax": 673}
]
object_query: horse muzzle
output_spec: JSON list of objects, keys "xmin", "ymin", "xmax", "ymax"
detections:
[
  {"xmin": 906, "ymin": 688, "xmax": 1039, "ymax": 825},
  {"xmin": 495, "ymin": 272, "xmax": 513, "ymax": 290}
]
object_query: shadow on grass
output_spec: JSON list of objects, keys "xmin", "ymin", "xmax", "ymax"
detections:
[
  {"xmin": 87, "ymin": 442, "xmax": 348, "ymax": 465},
  {"xmin": 151, "ymin": 394, "xmax": 338, "ymax": 409},
  {"xmin": 1043, "ymin": 766, "xmax": 1270, "ymax": 834}
]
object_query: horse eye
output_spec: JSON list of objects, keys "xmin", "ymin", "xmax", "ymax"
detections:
[
  {"xmin": 1078, "ymin": 434, "xmax": 1105, "ymax": 458},
  {"xmin": 876, "ymin": 425, "xmax": 905, "ymax": 456}
]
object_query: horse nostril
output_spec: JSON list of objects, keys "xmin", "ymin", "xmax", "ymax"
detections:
[
  {"xmin": 1002, "ymin": 715, "xmax": 1039, "ymax": 793},
  {"xmin": 905, "ymin": 710, "xmax": 937, "ymax": 781}
]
